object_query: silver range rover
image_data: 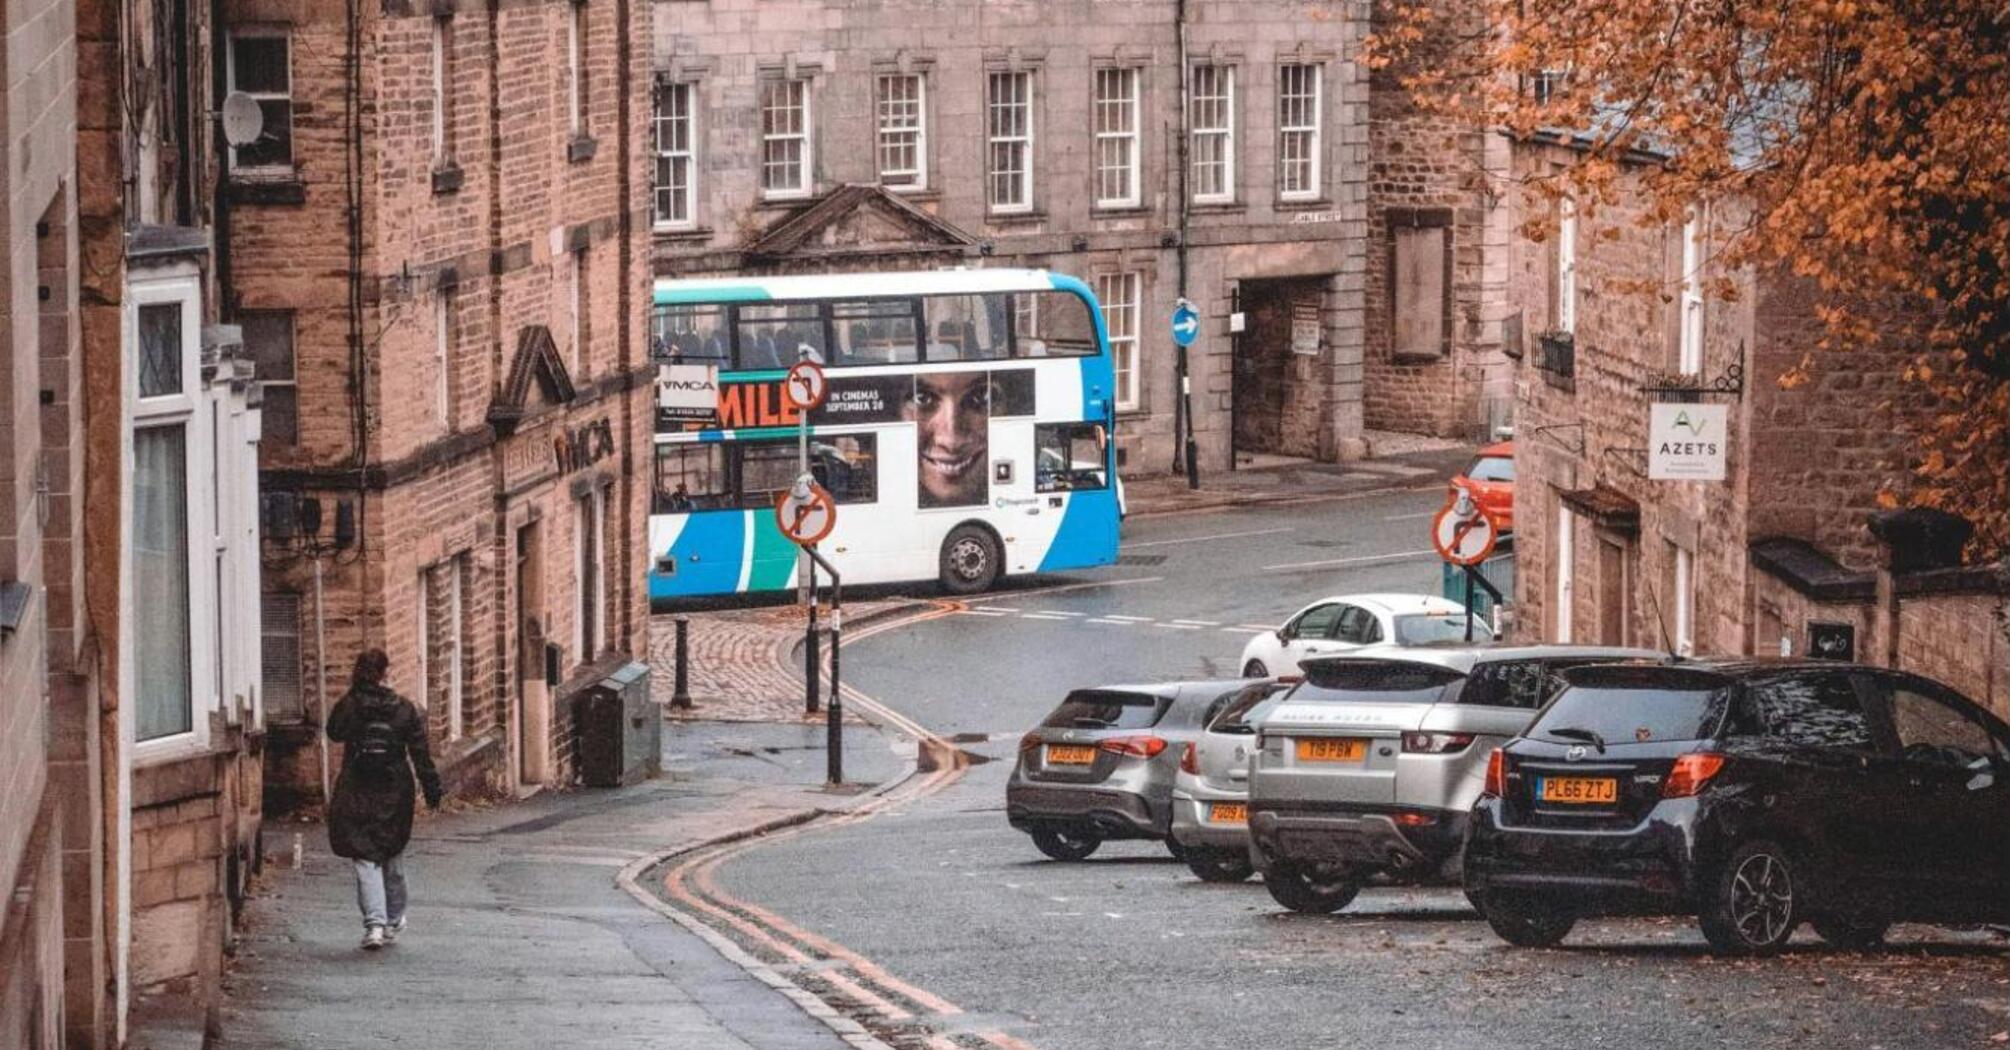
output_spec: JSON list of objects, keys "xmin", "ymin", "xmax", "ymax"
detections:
[{"xmin": 1246, "ymin": 645, "xmax": 1665, "ymax": 913}]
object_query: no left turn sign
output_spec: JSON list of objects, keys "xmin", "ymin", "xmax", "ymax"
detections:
[{"xmin": 784, "ymin": 360, "xmax": 828, "ymax": 411}]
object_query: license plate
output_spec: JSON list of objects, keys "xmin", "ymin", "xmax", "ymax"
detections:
[
  {"xmin": 1046, "ymin": 745, "xmax": 1097, "ymax": 765},
  {"xmin": 1209, "ymin": 802, "xmax": 1248, "ymax": 824},
  {"xmin": 1539, "ymin": 776, "xmax": 1618, "ymax": 804},
  {"xmin": 1295, "ymin": 738, "xmax": 1369, "ymax": 763}
]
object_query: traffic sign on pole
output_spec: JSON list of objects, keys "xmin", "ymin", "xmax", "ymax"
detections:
[
  {"xmin": 784, "ymin": 359, "xmax": 828, "ymax": 411},
  {"xmin": 1170, "ymin": 299, "xmax": 1200, "ymax": 348},
  {"xmin": 1431, "ymin": 498, "xmax": 1499, "ymax": 567},
  {"xmin": 776, "ymin": 474, "xmax": 837, "ymax": 547}
]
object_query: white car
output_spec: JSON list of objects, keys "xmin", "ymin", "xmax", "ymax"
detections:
[{"xmin": 1238, "ymin": 593, "xmax": 1491, "ymax": 677}]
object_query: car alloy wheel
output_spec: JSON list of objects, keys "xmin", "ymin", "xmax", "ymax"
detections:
[
  {"xmin": 1029, "ymin": 828, "xmax": 1101, "ymax": 862},
  {"xmin": 1242, "ymin": 660, "xmax": 1269, "ymax": 678},
  {"xmin": 1183, "ymin": 848, "xmax": 1255, "ymax": 884},
  {"xmin": 1263, "ymin": 861, "xmax": 1361, "ymax": 914},
  {"xmin": 1700, "ymin": 841, "xmax": 1799, "ymax": 956}
]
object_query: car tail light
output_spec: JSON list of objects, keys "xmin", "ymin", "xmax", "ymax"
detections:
[
  {"xmin": 1483, "ymin": 748, "xmax": 1506, "ymax": 797},
  {"xmin": 1099, "ymin": 735, "xmax": 1168, "ymax": 759},
  {"xmin": 1179, "ymin": 743, "xmax": 1200, "ymax": 775},
  {"xmin": 1402, "ymin": 731, "xmax": 1476, "ymax": 754},
  {"xmin": 1392, "ymin": 811, "xmax": 1439, "ymax": 827},
  {"xmin": 1662, "ymin": 753, "xmax": 1726, "ymax": 798}
]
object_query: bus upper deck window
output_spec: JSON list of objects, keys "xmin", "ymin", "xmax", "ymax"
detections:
[
  {"xmin": 1015, "ymin": 292, "xmax": 1096, "ymax": 358},
  {"xmin": 654, "ymin": 304, "xmax": 728, "ymax": 364}
]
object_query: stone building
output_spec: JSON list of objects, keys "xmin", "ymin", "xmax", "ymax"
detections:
[
  {"xmin": 244, "ymin": 0, "xmax": 656, "ymax": 805},
  {"xmin": 1506, "ymin": 139, "xmax": 2009, "ymax": 715},
  {"xmin": 648, "ymin": 0, "xmax": 1514, "ymax": 475}
]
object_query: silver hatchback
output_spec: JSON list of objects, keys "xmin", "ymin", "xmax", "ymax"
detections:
[
  {"xmin": 1008, "ymin": 680, "xmax": 1247, "ymax": 861},
  {"xmin": 1168, "ymin": 679, "xmax": 1295, "ymax": 882},
  {"xmin": 1247, "ymin": 645, "xmax": 1664, "ymax": 912}
]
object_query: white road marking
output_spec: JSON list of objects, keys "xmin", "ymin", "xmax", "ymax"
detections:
[
  {"xmin": 1170, "ymin": 619, "xmax": 1220, "ymax": 626},
  {"xmin": 1238, "ymin": 624, "xmax": 1280, "ymax": 631},
  {"xmin": 1103, "ymin": 614, "xmax": 1154, "ymax": 622},
  {"xmin": 1019, "ymin": 613, "xmax": 1071, "ymax": 621},
  {"xmin": 1103, "ymin": 912, "xmax": 1125, "ymax": 920},
  {"xmin": 1383, "ymin": 510, "xmax": 1440, "ymax": 521},
  {"xmin": 1125, "ymin": 526, "xmax": 1296, "ymax": 548},
  {"xmin": 974, "ymin": 606, "xmax": 1019, "ymax": 613},
  {"xmin": 1261, "ymin": 548, "xmax": 1440, "ymax": 572},
  {"xmin": 956, "ymin": 609, "xmax": 1008, "ymax": 617},
  {"xmin": 1221, "ymin": 626, "xmax": 1267, "ymax": 634},
  {"xmin": 1085, "ymin": 618, "xmax": 1132, "ymax": 625},
  {"xmin": 1031, "ymin": 610, "xmax": 1084, "ymax": 617},
  {"xmin": 1161, "ymin": 622, "xmax": 1204, "ymax": 630}
]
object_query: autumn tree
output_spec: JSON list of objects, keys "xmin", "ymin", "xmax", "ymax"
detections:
[{"xmin": 1372, "ymin": 0, "xmax": 2010, "ymax": 558}]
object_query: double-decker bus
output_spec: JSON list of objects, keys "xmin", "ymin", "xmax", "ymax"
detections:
[{"xmin": 649, "ymin": 269, "xmax": 1123, "ymax": 599}]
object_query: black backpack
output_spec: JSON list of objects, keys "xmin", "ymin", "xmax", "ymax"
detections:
[{"xmin": 350, "ymin": 714, "xmax": 404, "ymax": 773}]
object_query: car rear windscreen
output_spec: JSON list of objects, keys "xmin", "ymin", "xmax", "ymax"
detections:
[
  {"xmin": 1042, "ymin": 690, "xmax": 1170, "ymax": 730},
  {"xmin": 1393, "ymin": 612, "xmax": 1490, "ymax": 645},
  {"xmin": 1207, "ymin": 683, "xmax": 1291, "ymax": 733},
  {"xmin": 1293, "ymin": 662, "xmax": 1463, "ymax": 705},
  {"xmin": 1532, "ymin": 685, "xmax": 1727, "ymax": 745},
  {"xmin": 1465, "ymin": 455, "xmax": 1515, "ymax": 482}
]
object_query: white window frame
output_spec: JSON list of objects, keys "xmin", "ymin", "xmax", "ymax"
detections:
[
  {"xmin": 1556, "ymin": 197, "xmax": 1577, "ymax": 334},
  {"xmin": 653, "ymin": 81, "xmax": 697, "ymax": 229},
  {"xmin": 567, "ymin": 1, "xmax": 586, "ymax": 137},
  {"xmin": 417, "ymin": 568, "xmax": 430, "ymax": 715},
  {"xmin": 1278, "ymin": 63, "xmax": 1322, "ymax": 201},
  {"xmin": 1093, "ymin": 68, "xmax": 1141, "ymax": 209},
  {"xmin": 1553, "ymin": 501, "xmax": 1575, "ymax": 644},
  {"xmin": 1678, "ymin": 206, "xmax": 1704, "ymax": 375},
  {"xmin": 127, "ymin": 271, "xmax": 217, "ymax": 763},
  {"xmin": 431, "ymin": 17, "xmax": 451, "ymax": 163},
  {"xmin": 575, "ymin": 487, "xmax": 606, "ymax": 661},
  {"xmin": 435, "ymin": 291, "xmax": 452, "ymax": 427},
  {"xmin": 1190, "ymin": 65, "xmax": 1236, "ymax": 204},
  {"xmin": 571, "ymin": 248, "xmax": 588, "ymax": 377},
  {"xmin": 1672, "ymin": 543, "xmax": 1695, "ymax": 657},
  {"xmin": 224, "ymin": 27, "xmax": 293, "ymax": 175},
  {"xmin": 1096, "ymin": 272, "xmax": 1141, "ymax": 412},
  {"xmin": 874, "ymin": 73, "xmax": 927, "ymax": 190},
  {"xmin": 986, "ymin": 71, "xmax": 1033, "ymax": 214},
  {"xmin": 760, "ymin": 78, "xmax": 813, "ymax": 200}
]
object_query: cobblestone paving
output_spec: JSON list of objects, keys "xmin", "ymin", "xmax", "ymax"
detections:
[{"xmin": 650, "ymin": 601, "xmax": 921, "ymax": 723}]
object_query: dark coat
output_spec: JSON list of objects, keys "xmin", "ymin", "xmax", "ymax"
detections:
[{"xmin": 326, "ymin": 682, "xmax": 443, "ymax": 863}]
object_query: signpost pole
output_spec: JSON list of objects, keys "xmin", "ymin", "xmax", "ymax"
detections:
[
  {"xmin": 1464, "ymin": 567, "xmax": 1476, "ymax": 641},
  {"xmin": 811, "ymin": 546, "xmax": 843, "ymax": 787}
]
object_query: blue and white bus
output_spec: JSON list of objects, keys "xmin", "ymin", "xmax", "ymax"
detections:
[{"xmin": 648, "ymin": 269, "xmax": 1123, "ymax": 600}]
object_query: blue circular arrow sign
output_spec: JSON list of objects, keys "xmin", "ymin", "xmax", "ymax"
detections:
[{"xmin": 1170, "ymin": 300, "xmax": 1200, "ymax": 348}]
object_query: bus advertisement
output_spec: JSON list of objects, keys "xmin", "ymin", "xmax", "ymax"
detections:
[{"xmin": 648, "ymin": 269, "xmax": 1124, "ymax": 600}]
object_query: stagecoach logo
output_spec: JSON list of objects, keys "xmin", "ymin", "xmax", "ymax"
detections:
[{"xmin": 1566, "ymin": 745, "xmax": 1588, "ymax": 762}]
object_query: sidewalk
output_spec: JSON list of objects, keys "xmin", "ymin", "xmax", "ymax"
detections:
[
  {"xmin": 1124, "ymin": 433, "xmax": 1473, "ymax": 517},
  {"xmin": 216, "ymin": 722, "xmax": 911, "ymax": 1048},
  {"xmin": 650, "ymin": 599, "xmax": 925, "ymax": 722}
]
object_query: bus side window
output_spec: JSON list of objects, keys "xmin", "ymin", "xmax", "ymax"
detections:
[
  {"xmin": 1034, "ymin": 423, "xmax": 1108, "ymax": 493},
  {"xmin": 738, "ymin": 303, "xmax": 825, "ymax": 371},
  {"xmin": 808, "ymin": 434, "xmax": 878, "ymax": 505},
  {"xmin": 1014, "ymin": 291, "xmax": 1096, "ymax": 358},
  {"xmin": 654, "ymin": 444, "xmax": 728, "ymax": 513},
  {"xmin": 924, "ymin": 294, "xmax": 1010, "ymax": 361},
  {"xmin": 736, "ymin": 441, "xmax": 801, "ymax": 509},
  {"xmin": 831, "ymin": 300, "xmax": 919, "ymax": 366},
  {"xmin": 652, "ymin": 304, "xmax": 729, "ymax": 364}
]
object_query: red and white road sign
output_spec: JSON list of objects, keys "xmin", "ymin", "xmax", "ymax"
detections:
[
  {"xmin": 775, "ymin": 482, "xmax": 837, "ymax": 547},
  {"xmin": 1432, "ymin": 501, "xmax": 1499, "ymax": 567},
  {"xmin": 784, "ymin": 360, "xmax": 829, "ymax": 411}
]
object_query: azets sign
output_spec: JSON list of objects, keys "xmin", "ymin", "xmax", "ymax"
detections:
[{"xmin": 1648, "ymin": 403, "xmax": 1728, "ymax": 481}]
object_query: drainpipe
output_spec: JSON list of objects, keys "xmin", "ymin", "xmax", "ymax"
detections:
[{"xmin": 1173, "ymin": 0, "xmax": 1198, "ymax": 488}]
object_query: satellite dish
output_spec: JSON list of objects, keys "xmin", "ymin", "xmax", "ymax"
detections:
[{"xmin": 221, "ymin": 92, "xmax": 265, "ymax": 148}]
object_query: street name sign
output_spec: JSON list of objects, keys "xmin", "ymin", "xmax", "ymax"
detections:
[{"xmin": 1649, "ymin": 403, "xmax": 1728, "ymax": 481}]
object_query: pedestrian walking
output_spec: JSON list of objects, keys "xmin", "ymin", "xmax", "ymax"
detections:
[{"xmin": 326, "ymin": 648, "xmax": 444, "ymax": 951}]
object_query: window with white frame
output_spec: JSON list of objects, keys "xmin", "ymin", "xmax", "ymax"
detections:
[
  {"xmin": 1555, "ymin": 197, "xmax": 1577, "ymax": 333},
  {"xmin": 225, "ymin": 29, "xmax": 293, "ymax": 172},
  {"xmin": 567, "ymin": 1, "xmax": 586, "ymax": 137},
  {"xmin": 1096, "ymin": 273, "xmax": 1141, "ymax": 411},
  {"xmin": 653, "ymin": 82, "xmax": 696, "ymax": 228},
  {"xmin": 1190, "ymin": 65, "xmax": 1235, "ymax": 203},
  {"xmin": 986, "ymin": 71, "xmax": 1033, "ymax": 213},
  {"xmin": 1553, "ymin": 500, "xmax": 1576, "ymax": 644},
  {"xmin": 575, "ymin": 487, "xmax": 606, "ymax": 662},
  {"xmin": 240, "ymin": 310, "xmax": 295, "ymax": 445},
  {"xmin": 1278, "ymin": 64, "xmax": 1321, "ymax": 200},
  {"xmin": 1093, "ymin": 68, "xmax": 1140, "ymax": 208},
  {"xmin": 260, "ymin": 592, "xmax": 303, "ymax": 723},
  {"xmin": 132, "ymin": 291, "xmax": 202, "ymax": 743},
  {"xmin": 571, "ymin": 248, "xmax": 588, "ymax": 378},
  {"xmin": 435, "ymin": 291, "xmax": 453, "ymax": 427},
  {"xmin": 1678, "ymin": 207, "xmax": 1704, "ymax": 375},
  {"xmin": 1670, "ymin": 542, "xmax": 1695, "ymax": 656},
  {"xmin": 432, "ymin": 17, "xmax": 453, "ymax": 163},
  {"xmin": 419, "ymin": 557, "xmax": 467, "ymax": 741},
  {"xmin": 760, "ymin": 78, "xmax": 812, "ymax": 199},
  {"xmin": 875, "ymin": 73, "xmax": 926, "ymax": 189}
]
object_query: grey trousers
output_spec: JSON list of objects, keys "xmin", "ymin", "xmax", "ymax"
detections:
[{"xmin": 351, "ymin": 854, "xmax": 408, "ymax": 930}]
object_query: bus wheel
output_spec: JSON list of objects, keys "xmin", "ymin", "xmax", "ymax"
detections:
[{"xmin": 939, "ymin": 526, "xmax": 1001, "ymax": 595}]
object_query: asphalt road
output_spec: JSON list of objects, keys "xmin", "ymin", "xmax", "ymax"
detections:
[{"xmin": 705, "ymin": 493, "xmax": 2010, "ymax": 1050}]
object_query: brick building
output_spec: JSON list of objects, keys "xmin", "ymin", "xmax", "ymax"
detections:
[
  {"xmin": 242, "ymin": 0, "xmax": 656, "ymax": 804},
  {"xmin": 1506, "ymin": 139, "xmax": 2010, "ymax": 715},
  {"xmin": 647, "ymin": 0, "xmax": 1514, "ymax": 476}
]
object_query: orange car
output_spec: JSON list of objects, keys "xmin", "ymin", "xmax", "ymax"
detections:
[{"xmin": 1450, "ymin": 441, "xmax": 1515, "ymax": 533}]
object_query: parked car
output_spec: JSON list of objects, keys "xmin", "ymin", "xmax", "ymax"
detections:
[
  {"xmin": 1450, "ymin": 440, "xmax": 1515, "ymax": 532},
  {"xmin": 1466, "ymin": 660, "xmax": 2010, "ymax": 955},
  {"xmin": 1246, "ymin": 645, "xmax": 1664, "ymax": 913},
  {"xmin": 1008, "ymin": 680, "xmax": 1249, "ymax": 861},
  {"xmin": 1239, "ymin": 594, "xmax": 1489, "ymax": 678},
  {"xmin": 1169, "ymin": 678, "xmax": 1297, "ymax": 882}
]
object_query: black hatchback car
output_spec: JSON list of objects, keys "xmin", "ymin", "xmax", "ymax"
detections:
[{"xmin": 1465, "ymin": 660, "xmax": 2010, "ymax": 955}]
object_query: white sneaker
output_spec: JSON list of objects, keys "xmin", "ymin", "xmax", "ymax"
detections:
[
  {"xmin": 361, "ymin": 925, "xmax": 386, "ymax": 951},
  {"xmin": 384, "ymin": 917, "xmax": 407, "ymax": 943}
]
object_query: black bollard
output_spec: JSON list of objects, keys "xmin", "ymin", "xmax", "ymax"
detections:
[{"xmin": 671, "ymin": 616, "xmax": 693, "ymax": 709}]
